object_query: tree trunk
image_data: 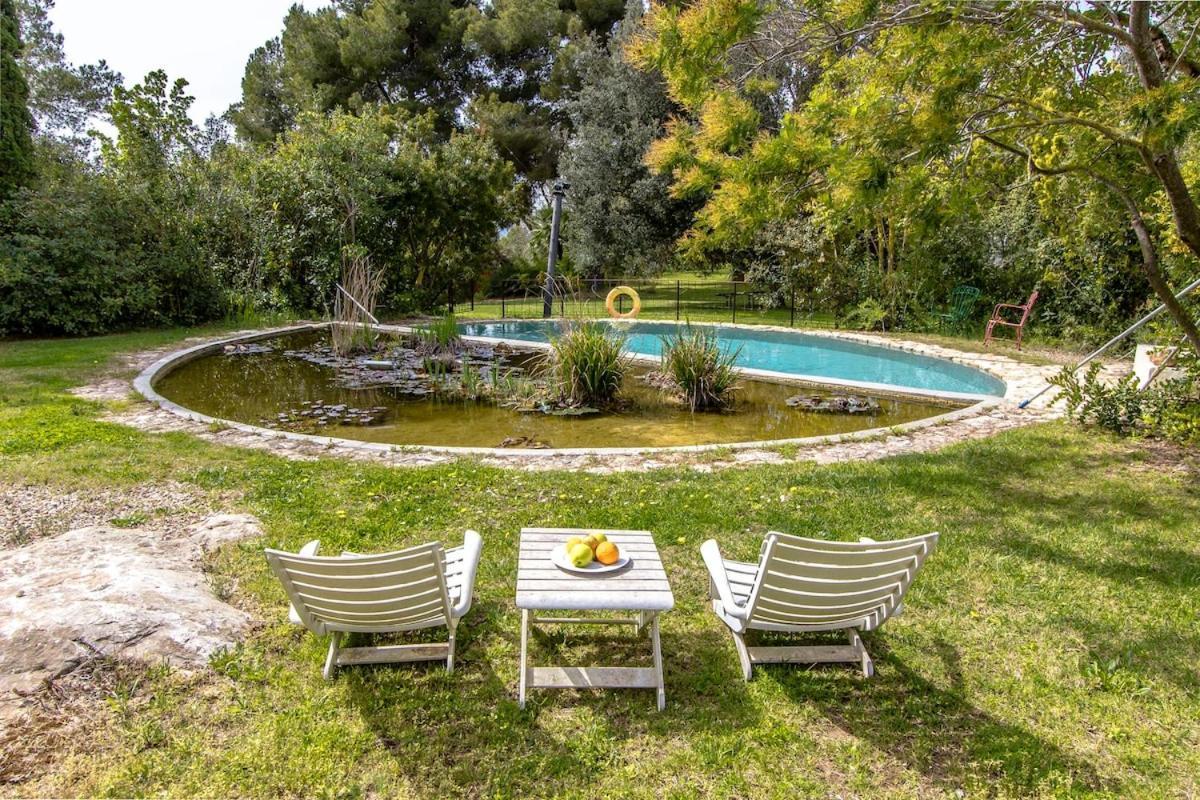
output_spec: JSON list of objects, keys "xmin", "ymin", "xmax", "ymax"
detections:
[
  {"xmin": 1122, "ymin": 2, "xmax": 1200, "ymax": 355},
  {"xmin": 876, "ymin": 216, "xmax": 886, "ymax": 274},
  {"xmin": 887, "ymin": 218, "xmax": 895, "ymax": 274},
  {"xmin": 1124, "ymin": 195, "xmax": 1200, "ymax": 358}
]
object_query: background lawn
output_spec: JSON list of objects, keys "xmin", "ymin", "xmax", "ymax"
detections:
[{"xmin": 1, "ymin": 329, "xmax": 1197, "ymax": 799}]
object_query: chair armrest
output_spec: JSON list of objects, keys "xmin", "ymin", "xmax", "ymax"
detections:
[
  {"xmin": 451, "ymin": 530, "xmax": 483, "ymax": 618},
  {"xmin": 991, "ymin": 303, "xmax": 1027, "ymax": 319},
  {"xmin": 700, "ymin": 539, "xmax": 750, "ymax": 620},
  {"xmin": 288, "ymin": 540, "xmax": 321, "ymax": 625}
]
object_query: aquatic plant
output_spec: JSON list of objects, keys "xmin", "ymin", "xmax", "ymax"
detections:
[
  {"xmin": 331, "ymin": 252, "xmax": 383, "ymax": 356},
  {"xmin": 544, "ymin": 322, "xmax": 629, "ymax": 406},
  {"xmin": 417, "ymin": 313, "xmax": 462, "ymax": 356},
  {"xmin": 659, "ymin": 328, "xmax": 741, "ymax": 411}
]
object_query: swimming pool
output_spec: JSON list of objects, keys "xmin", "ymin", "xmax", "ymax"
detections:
[{"xmin": 458, "ymin": 320, "xmax": 1006, "ymax": 399}]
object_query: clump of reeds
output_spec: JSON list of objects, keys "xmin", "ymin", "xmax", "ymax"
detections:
[
  {"xmin": 544, "ymin": 322, "xmax": 629, "ymax": 406},
  {"xmin": 659, "ymin": 327, "xmax": 740, "ymax": 411}
]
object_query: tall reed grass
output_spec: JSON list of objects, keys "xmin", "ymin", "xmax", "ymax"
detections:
[
  {"xmin": 660, "ymin": 327, "xmax": 740, "ymax": 410},
  {"xmin": 545, "ymin": 322, "xmax": 629, "ymax": 406}
]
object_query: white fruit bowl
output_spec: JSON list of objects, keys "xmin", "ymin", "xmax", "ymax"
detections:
[{"xmin": 550, "ymin": 543, "xmax": 631, "ymax": 574}]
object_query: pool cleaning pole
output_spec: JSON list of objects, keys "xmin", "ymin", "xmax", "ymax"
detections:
[
  {"xmin": 1017, "ymin": 273, "xmax": 1200, "ymax": 409},
  {"xmin": 543, "ymin": 179, "xmax": 568, "ymax": 318}
]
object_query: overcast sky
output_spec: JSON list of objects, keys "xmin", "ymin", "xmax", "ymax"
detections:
[{"xmin": 48, "ymin": 0, "xmax": 328, "ymax": 123}]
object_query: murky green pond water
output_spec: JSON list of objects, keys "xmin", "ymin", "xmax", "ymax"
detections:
[{"xmin": 154, "ymin": 332, "xmax": 959, "ymax": 449}]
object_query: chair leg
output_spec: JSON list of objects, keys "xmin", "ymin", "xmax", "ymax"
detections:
[
  {"xmin": 323, "ymin": 631, "xmax": 342, "ymax": 681},
  {"xmin": 848, "ymin": 629, "xmax": 874, "ymax": 678},
  {"xmin": 731, "ymin": 631, "xmax": 754, "ymax": 681},
  {"xmin": 446, "ymin": 621, "xmax": 457, "ymax": 674},
  {"xmin": 518, "ymin": 609, "xmax": 530, "ymax": 709}
]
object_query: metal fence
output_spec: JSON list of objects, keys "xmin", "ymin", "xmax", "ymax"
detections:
[{"xmin": 453, "ymin": 278, "xmax": 840, "ymax": 328}]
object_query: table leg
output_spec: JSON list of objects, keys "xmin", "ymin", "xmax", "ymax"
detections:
[
  {"xmin": 650, "ymin": 614, "xmax": 665, "ymax": 711},
  {"xmin": 519, "ymin": 609, "xmax": 530, "ymax": 710}
]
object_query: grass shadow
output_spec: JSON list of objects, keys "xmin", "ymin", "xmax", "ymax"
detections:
[
  {"xmin": 769, "ymin": 637, "xmax": 1111, "ymax": 796},
  {"xmin": 338, "ymin": 605, "xmax": 761, "ymax": 797}
]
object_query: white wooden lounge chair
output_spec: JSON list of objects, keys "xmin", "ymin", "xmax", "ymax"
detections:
[
  {"xmin": 701, "ymin": 531, "xmax": 938, "ymax": 679},
  {"xmin": 264, "ymin": 531, "xmax": 482, "ymax": 680}
]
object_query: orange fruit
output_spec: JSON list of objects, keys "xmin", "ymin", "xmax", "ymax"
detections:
[{"xmin": 595, "ymin": 541, "xmax": 619, "ymax": 565}]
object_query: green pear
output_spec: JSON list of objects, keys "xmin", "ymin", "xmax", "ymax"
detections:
[{"xmin": 568, "ymin": 542, "xmax": 594, "ymax": 568}]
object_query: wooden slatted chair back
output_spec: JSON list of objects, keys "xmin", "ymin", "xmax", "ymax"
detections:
[
  {"xmin": 265, "ymin": 542, "xmax": 452, "ymax": 635},
  {"xmin": 743, "ymin": 532, "xmax": 938, "ymax": 632}
]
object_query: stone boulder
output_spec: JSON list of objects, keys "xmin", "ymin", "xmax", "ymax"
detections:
[{"xmin": 0, "ymin": 514, "xmax": 263, "ymax": 704}]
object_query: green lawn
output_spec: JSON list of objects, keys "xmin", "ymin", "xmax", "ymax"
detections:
[{"xmin": 1, "ymin": 328, "xmax": 1197, "ymax": 798}]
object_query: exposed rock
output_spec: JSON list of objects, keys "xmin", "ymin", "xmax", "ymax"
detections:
[
  {"xmin": 786, "ymin": 394, "xmax": 881, "ymax": 414},
  {"xmin": 0, "ymin": 514, "xmax": 263, "ymax": 722},
  {"xmin": 222, "ymin": 343, "xmax": 272, "ymax": 355},
  {"xmin": 498, "ymin": 436, "xmax": 552, "ymax": 449}
]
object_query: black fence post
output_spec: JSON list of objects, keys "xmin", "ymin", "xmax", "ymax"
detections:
[
  {"xmin": 676, "ymin": 280, "xmax": 681, "ymax": 321},
  {"xmin": 732, "ymin": 281, "xmax": 737, "ymax": 324},
  {"xmin": 502, "ymin": 296, "xmax": 506, "ymax": 318},
  {"xmin": 470, "ymin": 280, "xmax": 475, "ymax": 312},
  {"xmin": 790, "ymin": 285, "xmax": 796, "ymax": 327}
]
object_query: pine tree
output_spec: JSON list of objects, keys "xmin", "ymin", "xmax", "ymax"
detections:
[{"xmin": 1, "ymin": 0, "xmax": 35, "ymax": 199}]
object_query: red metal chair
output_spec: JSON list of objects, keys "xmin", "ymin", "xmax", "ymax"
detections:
[{"xmin": 984, "ymin": 290, "xmax": 1038, "ymax": 350}]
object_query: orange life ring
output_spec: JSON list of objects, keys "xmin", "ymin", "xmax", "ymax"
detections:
[{"xmin": 605, "ymin": 286, "xmax": 641, "ymax": 319}]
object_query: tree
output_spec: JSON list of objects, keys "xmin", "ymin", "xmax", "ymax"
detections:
[
  {"xmin": 251, "ymin": 107, "xmax": 518, "ymax": 310},
  {"xmin": 0, "ymin": 71, "xmax": 221, "ymax": 336},
  {"xmin": 229, "ymin": 37, "xmax": 293, "ymax": 144},
  {"xmin": 559, "ymin": 12, "xmax": 697, "ymax": 276},
  {"xmin": 99, "ymin": 70, "xmax": 198, "ymax": 181},
  {"xmin": 464, "ymin": 0, "xmax": 626, "ymax": 189},
  {"xmin": 233, "ymin": 0, "xmax": 474, "ymax": 143},
  {"xmin": 14, "ymin": 0, "xmax": 120, "ymax": 147},
  {"xmin": 1, "ymin": 0, "xmax": 35, "ymax": 199},
  {"xmin": 634, "ymin": 0, "xmax": 1200, "ymax": 354}
]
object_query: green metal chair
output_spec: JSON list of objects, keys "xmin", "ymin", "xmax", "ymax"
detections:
[{"xmin": 936, "ymin": 285, "xmax": 980, "ymax": 332}]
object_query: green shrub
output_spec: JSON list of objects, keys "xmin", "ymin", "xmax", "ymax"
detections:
[
  {"xmin": 843, "ymin": 298, "xmax": 889, "ymax": 332},
  {"xmin": 1050, "ymin": 361, "xmax": 1200, "ymax": 444},
  {"xmin": 0, "ymin": 158, "xmax": 224, "ymax": 336},
  {"xmin": 659, "ymin": 328, "xmax": 741, "ymax": 411},
  {"xmin": 544, "ymin": 322, "xmax": 628, "ymax": 406}
]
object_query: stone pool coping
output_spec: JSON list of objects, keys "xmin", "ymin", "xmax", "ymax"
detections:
[{"xmin": 131, "ymin": 321, "xmax": 1063, "ymax": 466}]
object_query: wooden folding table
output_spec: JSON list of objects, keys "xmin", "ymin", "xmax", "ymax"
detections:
[{"xmin": 516, "ymin": 528, "xmax": 674, "ymax": 710}]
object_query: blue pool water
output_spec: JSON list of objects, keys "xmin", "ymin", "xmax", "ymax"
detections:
[{"xmin": 458, "ymin": 320, "xmax": 1006, "ymax": 398}]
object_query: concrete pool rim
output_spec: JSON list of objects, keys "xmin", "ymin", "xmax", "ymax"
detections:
[{"xmin": 133, "ymin": 321, "xmax": 1038, "ymax": 459}]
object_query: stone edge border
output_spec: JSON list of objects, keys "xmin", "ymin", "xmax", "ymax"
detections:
[{"xmin": 131, "ymin": 322, "xmax": 1058, "ymax": 461}]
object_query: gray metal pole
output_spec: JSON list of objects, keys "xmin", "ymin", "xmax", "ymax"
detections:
[
  {"xmin": 543, "ymin": 180, "xmax": 568, "ymax": 318},
  {"xmin": 1018, "ymin": 273, "xmax": 1200, "ymax": 408},
  {"xmin": 336, "ymin": 283, "xmax": 380, "ymax": 325}
]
